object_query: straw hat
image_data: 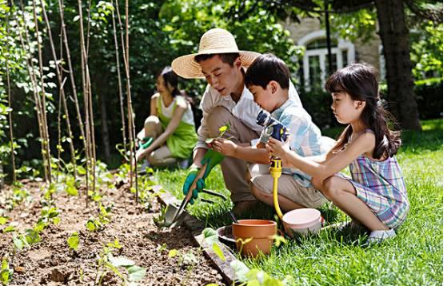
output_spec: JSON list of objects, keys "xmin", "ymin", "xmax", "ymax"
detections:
[{"xmin": 172, "ymin": 28, "xmax": 261, "ymax": 79}]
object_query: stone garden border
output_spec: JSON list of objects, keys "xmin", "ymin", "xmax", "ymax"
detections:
[{"xmin": 152, "ymin": 185, "xmax": 244, "ymax": 285}]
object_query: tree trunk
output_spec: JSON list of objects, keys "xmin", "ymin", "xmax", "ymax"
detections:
[{"xmin": 374, "ymin": 0, "xmax": 422, "ymax": 130}]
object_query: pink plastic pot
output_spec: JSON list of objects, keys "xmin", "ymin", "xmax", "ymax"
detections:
[{"xmin": 282, "ymin": 208, "xmax": 323, "ymax": 237}]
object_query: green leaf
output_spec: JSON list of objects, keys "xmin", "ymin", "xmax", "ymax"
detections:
[
  {"xmin": 24, "ymin": 229, "xmax": 41, "ymax": 245},
  {"xmin": 168, "ymin": 249, "xmax": 177, "ymax": 258},
  {"xmin": 127, "ymin": 265, "xmax": 146, "ymax": 282},
  {"xmin": 67, "ymin": 232, "xmax": 79, "ymax": 251},
  {"xmin": 212, "ymin": 243, "xmax": 226, "ymax": 261},
  {"xmin": 108, "ymin": 255, "xmax": 135, "ymax": 267},
  {"xmin": 86, "ymin": 220, "xmax": 96, "ymax": 231},
  {"xmin": 12, "ymin": 234, "xmax": 24, "ymax": 251},
  {"xmin": 230, "ymin": 260, "xmax": 249, "ymax": 282},
  {"xmin": 271, "ymin": 234, "xmax": 288, "ymax": 247},
  {"xmin": 3, "ymin": 226, "xmax": 15, "ymax": 233},
  {"xmin": 0, "ymin": 217, "xmax": 8, "ymax": 225}
]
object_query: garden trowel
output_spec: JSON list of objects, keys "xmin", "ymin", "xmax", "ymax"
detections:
[{"xmin": 162, "ymin": 163, "xmax": 208, "ymax": 228}]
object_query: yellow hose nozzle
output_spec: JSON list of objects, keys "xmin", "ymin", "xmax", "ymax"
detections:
[{"xmin": 270, "ymin": 157, "xmax": 283, "ymax": 220}]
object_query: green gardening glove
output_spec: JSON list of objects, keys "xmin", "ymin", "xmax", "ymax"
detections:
[
  {"xmin": 182, "ymin": 165, "xmax": 205, "ymax": 204},
  {"xmin": 182, "ymin": 150, "xmax": 225, "ymax": 204},
  {"xmin": 201, "ymin": 149, "xmax": 225, "ymax": 179}
]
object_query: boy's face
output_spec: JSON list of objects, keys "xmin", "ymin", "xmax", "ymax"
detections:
[
  {"xmin": 199, "ymin": 55, "xmax": 243, "ymax": 97},
  {"xmin": 248, "ymin": 83, "xmax": 277, "ymax": 112}
]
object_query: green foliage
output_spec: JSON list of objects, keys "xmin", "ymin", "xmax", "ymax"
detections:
[
  {"xmin": 410, "ymin": 21, "xmax": 443, "ymax": 80},
  {"xmin": 67, "ymin": 232, "xmax": 80, "ymax": 251},
  {"xmin": 96, "ymin": 241, "xmax": 146, "ymax": 284},
  {"xmin": 0, "ymin": 256, "xmax": 13, "ymax": 286}
]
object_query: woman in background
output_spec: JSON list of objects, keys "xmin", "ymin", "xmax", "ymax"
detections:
[{"xmin": 136, "ymin": 67, "xmax": 197, "ymax": 168}]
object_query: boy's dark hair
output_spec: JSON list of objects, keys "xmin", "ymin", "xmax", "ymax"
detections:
[
  {"xmin": 325, "ymin": 63, "xmax": 401, "ymax": 159},
  {"xmin": 245, "ymin": 53, "xmax": 290, "ymax": 90},
  {"xmin": 194, "ymin": 53, "xmax": 240, "ymax": 66}
]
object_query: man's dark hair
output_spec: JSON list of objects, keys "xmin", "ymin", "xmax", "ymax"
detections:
[
  {"xmin": 245, "ymin": 53, "xmax": 290, "ymax": 90},
  {"xmin": 194, "ymin": 53, "xmax": 240, "ymax": 66}
]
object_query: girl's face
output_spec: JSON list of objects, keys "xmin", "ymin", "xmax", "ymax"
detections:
[
  {"xmin": 331, "ymin": 91, "xmax": 365, "ymax": 124},
  {"xmin": 156, "ymin": 76, "xmax": 173, "ymax": 95}
]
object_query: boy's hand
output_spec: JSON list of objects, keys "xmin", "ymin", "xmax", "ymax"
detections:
[
  {"xmin": 212, "ymin": 138, "xmax": 237, "ymax": 157},
  {"xmin": 267, "ymin": 137, "xmax": 291, "ymax": 159}
]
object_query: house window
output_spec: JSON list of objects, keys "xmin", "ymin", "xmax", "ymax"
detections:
[{"xmin": 298, "ymin": 30, "xmax": 355, "ymax": 91}]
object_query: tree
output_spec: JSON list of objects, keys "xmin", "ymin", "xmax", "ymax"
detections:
[{"xmin": 244, "ymin": 0, "xmax": 442, "ymax": 130}]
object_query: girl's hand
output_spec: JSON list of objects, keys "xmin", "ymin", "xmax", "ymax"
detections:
[
  {"xmin": 212, "ymin": 138, "xmax": 237, "ymax": 156},
  {"xmin": 267, "ymin": 137, "xmax": 291, "ymax": 159}
]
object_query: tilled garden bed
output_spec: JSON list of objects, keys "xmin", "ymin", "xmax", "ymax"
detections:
[{"xmin": 0, "ymin": 180, "xmax": 226, "ymax": 285}]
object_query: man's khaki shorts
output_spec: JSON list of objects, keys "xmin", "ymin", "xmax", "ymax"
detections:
[{"xmin": 249, "ymin": 164, "xmax": 327, "ymax": 208}]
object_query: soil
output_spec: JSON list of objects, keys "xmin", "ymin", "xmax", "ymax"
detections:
[{"xmin": 0, "ymin": 180, "xmax": 226, "ymax": 286}]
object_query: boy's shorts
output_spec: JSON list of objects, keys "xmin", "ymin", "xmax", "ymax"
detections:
[{"xmin": 249, "ymin": 164, "xmax": 327, "ymax": 208}]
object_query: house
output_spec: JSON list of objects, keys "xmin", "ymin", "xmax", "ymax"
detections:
[{"xmin": 284, "ymin": 18, "xmax": 384, "ymax": 91}]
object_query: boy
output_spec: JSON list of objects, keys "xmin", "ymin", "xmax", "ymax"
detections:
[
  {"xmin": 242, "ymin": 54, "xmax": 333, "ymax": 211},
  {"xmin": 172, "ymin": 29, "xmax": 304, "ymax": 214}
]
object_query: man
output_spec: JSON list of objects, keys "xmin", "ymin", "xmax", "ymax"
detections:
[{"xmin": 171, "ymin": 28, "xmax": 306, "ymax": 215}]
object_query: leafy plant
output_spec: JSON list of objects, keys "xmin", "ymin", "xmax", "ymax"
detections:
[
  {"xmin": 0, "ymin": 256, "xmax": 13, "ymax": 286},
  {"xmin": 67, "ymin": 232, "xmax": 79, "ymax": 251},
  {"xmin": 205, "ymin": 124, "xmax": 231, "ymax": 144},
  {"xmin": 95, "ymin": 241, "xmax": 146, "ymax": 285},
  {"xmin": 152, "ymin": 206, "xmax": 167, "ymax": 228}
]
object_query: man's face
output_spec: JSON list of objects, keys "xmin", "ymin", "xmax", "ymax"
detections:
[
  {"xmin": 199, "ymin": 55, "xmax": 242, "ymax": 96},
  {"xmin": 248, "ymin": 84, "xmax": 274, "ymax": 112}
]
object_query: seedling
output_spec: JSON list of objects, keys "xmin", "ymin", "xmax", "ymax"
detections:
[
  {"xmin": 152, "ymin": 206, "xmax": 167, "ymax": 228},
  {"xmin": 95, "ymin": 240, "xmax": 146, "ymax": 285},
  {"xmin": 67, "ymin": 232, "xmax": 80, "ymax": 251},
  {"xmin": 0, "ymin": 255, "xmax": 13, "ymax": 285},
  {"xmin": 205, "ymin": 123, "xmax": 231, "ymax": 144}
]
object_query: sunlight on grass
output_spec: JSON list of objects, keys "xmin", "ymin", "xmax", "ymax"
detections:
[{"xmin": 153, "ymin": 119, "xmax": 443, "ymax": 285}]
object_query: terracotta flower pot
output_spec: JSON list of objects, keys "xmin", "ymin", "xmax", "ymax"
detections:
[{"xmin": 232, "ymin": 219, "xmax": 277, "ymax": 258}]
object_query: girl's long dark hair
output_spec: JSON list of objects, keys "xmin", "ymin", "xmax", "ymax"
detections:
[
  {"xmin": 325, "ymin": 63, "xmax": 401, "ymax": 159},
  {"xmin": 159, "ymin": 66, "xmax": 181, "ymax": 97}
]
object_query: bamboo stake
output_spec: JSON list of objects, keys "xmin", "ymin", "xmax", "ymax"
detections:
[
  {"xmin": 18, "ymin": 0, "xmax": 48, "ymax": 183},
  {"xmin": 5, "ymin": 4, "xmax": 16, "ymax": 182},
  {"xmin": 58, "ymin": 0, "xmax": 87, "ymax": 155},
  {"xmin": 40, "ymin": 0, "xmax": 77, "ymax": 178},
  {"xmin": 115, "ymin": 0, "xmax": 138, "ymax": 200},
  {"xmin": 77, "ymin": 0, "xmax": 91, "ymax": 206},
  {"xmin": 111, "ymin": 4, "xmax": 127, "ymax": 155},
  {"xmin": 125, "ymin": 0, "xmax": 138, "ymax": 201},
  {"xmin": 32, "ymin": 0, "xmax": 52, "ymax": 183}
]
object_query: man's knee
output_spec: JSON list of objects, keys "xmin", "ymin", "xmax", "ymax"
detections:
[{"xmin": 207, "ymin": 106, "xmax": 233, "ymax": 137}]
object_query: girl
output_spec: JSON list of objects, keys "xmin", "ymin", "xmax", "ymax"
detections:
[
  {"xmin": 268, "ymin": 63, "xmax": 409, "ymax": 243},
  {"xmin": 136, "ymin": 67, "xmax": 197, "ymax": 168}
]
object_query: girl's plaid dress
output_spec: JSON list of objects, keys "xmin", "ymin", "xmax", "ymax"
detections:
[{"xmin": 342, "ymin": 131, "xmax": 410, "ymax": 229}]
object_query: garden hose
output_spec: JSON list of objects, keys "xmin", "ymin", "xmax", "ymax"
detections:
[{"xmin": 270, "ymin": 157, "xmax": 283, "ymax": 220}]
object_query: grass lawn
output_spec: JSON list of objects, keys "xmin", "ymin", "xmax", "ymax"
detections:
[{"xmin": 154, "ymin": 119, "xmax": 443, "ymax": 285}]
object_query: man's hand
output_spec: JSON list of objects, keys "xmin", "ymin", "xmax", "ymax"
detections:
[
  {"xmin": 201, "ymin": 149, "xmax": 225, "ymax": 179},
  {"xmin": 212, "ymin": 138, "xmax": 237, "ymax": 157},
  {"xmin": 182, "ymin": 165, "xmax": 204, "ymax": 204}
]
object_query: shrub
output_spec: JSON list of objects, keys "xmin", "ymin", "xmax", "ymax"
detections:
[{"xmin": 414, "ymin": 78, "xmax": 443, "ymax": 120}]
